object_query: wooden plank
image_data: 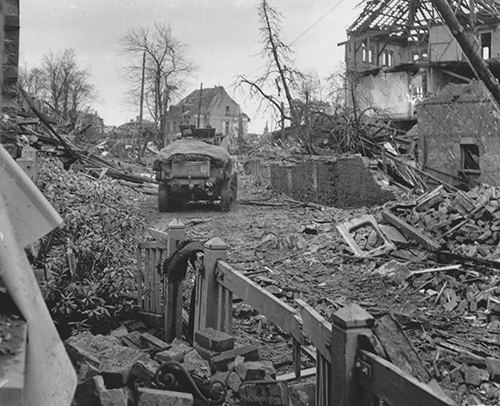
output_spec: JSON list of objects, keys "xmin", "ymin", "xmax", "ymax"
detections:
[
  {"xmin": 144, "ymin": 248, "xmax": 151, "ymax": 312},
  {"xmin": 217, "ymin": 261, "xmax": 305, "ymax": 344},
  {"xmin": 151, "ymin": 248, "xmax": 157, "ymax": 313},
  {"xmin": 292, "ymin": 339, "xmax": 301, "ymax": 378},
  {"xmin": 140, "ymin": 332, "xmax": 169, "ymax": 350},
  {"xmin": 277, "ymin": 367, "xmax": 316, "ymax": 382},
  {"xmin": 138, "ymin": 241, "xmax": 169, "ymax": 250},
  {"xmin": 295, "ymin": 299, "xmax": 332, "ymax": 363},
  {"xmin": 373, "ymin": 314, "xmax": 432, "ymax": 384},
  {"xmin": 136, "ymin": 248, "xmax": 143, "ymax": 308},
  {"xmin": 357, "ymin": 350, "xmax": 455, "ymax": 406},
  {"xmin": 382, "ymin": 210, "xmax": 441, "ymax": 252}
]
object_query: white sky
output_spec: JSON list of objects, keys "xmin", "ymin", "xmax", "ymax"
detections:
[{"xmin": 20, "ymin": 0, "xmax": 359, "ymax": 133}]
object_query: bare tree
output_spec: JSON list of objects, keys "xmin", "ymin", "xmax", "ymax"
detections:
[
  {"xmin": 122, "ymin": 23, "xmax": 194, "ymax": 146},
  {"xmin": 238, "ymin": 0, "xmax": 301, "ymax": 128},
  {"xmin": 20, "ymin": 49, "xmax": 95, "ymax": 129}
]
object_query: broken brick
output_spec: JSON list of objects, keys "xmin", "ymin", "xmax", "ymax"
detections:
[
  {"xmin": 137, "ymin": 387, "xmax": 193, "ymax": 406},
  {"xmin": 194, "ymin": 328, "xmax": 235, "ymax": 352},
  {"xmin": 463, "ymin": 365, "xmax": 489, "ymax": 386},
  {"xmin": 288, "ymin": 378, "xmax": 316, "ymax": 406},
  {"xmin": 239, "ymin": 380, "xmax": 288, "ymax": 406},
  {"xmin": 194, "ymin": 344, "xmax": 219, "ymax": 361},
  {"xmin": 99, "ymin": 345, "xmax": 146, "ymax": 388},
  {"xmin": 210, "ymin": 344, "xmax": 260, "ymax": 372},
  {"xmin": 94, "ymin": 375, "xmax": 132, "ymax": 406},
  {"xmin": 225, "ymin": 371, "xmax": 242, "ymax": 392},
  {"xmin": 183, "ymin": 349, "xmax": 212, "ymax": 379},
  {"xmin": 130, "ymin": 357, "xmax": 160, "ymax": 388},
  {"xmin": 486, "ymin": 357, "xmax": 500, "ymax": 382},
  {"xmin": 235, "ymin": 361, "xmax": 270, "ymax": 381}
]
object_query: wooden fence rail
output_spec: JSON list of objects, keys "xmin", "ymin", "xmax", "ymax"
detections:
[
  {"xmin": 138, "ymin": 223, "xmax": 455, "ymax": 406},
  {"xmin": 194, "ymin": 235, "xmax": 455, "ymax": 406}
]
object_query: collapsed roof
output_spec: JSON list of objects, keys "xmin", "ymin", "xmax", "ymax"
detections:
[{"xmin": 349, "ymin": 0, "xmax": 500, "ymax": 42}]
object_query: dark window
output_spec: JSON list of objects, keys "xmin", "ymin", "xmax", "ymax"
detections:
[
  {"xmin": 481, "ymin": 32, "xmax": 492, "ymax": 60},
  {"xmin": 225, "ymin": 121, "xmax": 230, "ymax": 135},
  {"xmin": 225, "ymin": 105, "xmax": 230, "ymax": 114},
  {"xmin": 461, "ymin": 144, "xmax": 480, "ymax": 173}
]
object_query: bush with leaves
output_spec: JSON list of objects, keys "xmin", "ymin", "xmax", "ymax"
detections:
[{"xmin": 36, "ymin": 158, "xmax": 146, "ymax": 335}]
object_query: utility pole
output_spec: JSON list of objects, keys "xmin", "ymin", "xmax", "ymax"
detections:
[
  {"xmin": 431, "ymin": 0, "xmax": 500, "ymax": 108},
  {"xmin": 137, "ymin": 51, "xmax": 146, "ymax": 160},
  {"xmin": 197, "ymin": 82, "xmax": 203, "ymax": 128}
]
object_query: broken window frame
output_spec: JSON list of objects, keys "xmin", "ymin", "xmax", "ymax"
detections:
[
  {"xmin": 460, "ymin": 143, "xmax": 480, "ymax": 175},
  {"xmin": 480, "ymin": 31, "xmax": 492, "ymax": 60}
]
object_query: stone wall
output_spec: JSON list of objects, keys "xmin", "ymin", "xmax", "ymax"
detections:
[
  {"xmin": 2, "ymin": 0, "xmax": 19, "ymax": 114},
  {"xmin": 245, "ymin": 155, "xmax": 394, "ymax": 209}
]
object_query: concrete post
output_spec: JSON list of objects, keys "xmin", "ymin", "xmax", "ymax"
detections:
[
  {"xmin": 330, "ymin": 303, "xmax": 374, "ymax": 406},
  {"xmin": 167, "ymin": 219, "xmax": 185, "ymax": 256},
  {"xmin": 194, "ymin": 237, "xmax": 228, "ymax": 334}
]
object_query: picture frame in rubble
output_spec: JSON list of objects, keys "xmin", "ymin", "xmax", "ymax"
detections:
[{"xmin": 336, "ymin": 215, "xmax": 396, "ymax": 258}]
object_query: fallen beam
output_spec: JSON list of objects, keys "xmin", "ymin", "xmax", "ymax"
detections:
[{"xmin": 382, "ymin": 211, "xmax": 441, "ymax": 252}]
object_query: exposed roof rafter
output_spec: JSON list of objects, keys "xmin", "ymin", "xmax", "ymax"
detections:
[{"xmin": 348, "ymin": 0, "xmax": 500, "ymax": 39}]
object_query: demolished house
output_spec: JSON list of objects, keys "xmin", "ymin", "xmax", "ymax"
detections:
[{"xmin": 340, "ymin": 0, "xmax": 500, "ymax": 123}]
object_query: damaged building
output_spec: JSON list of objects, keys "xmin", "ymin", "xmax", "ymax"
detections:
[{"xmin": 340, "ymin": 0, "xmax": 500, "ymax": 125}]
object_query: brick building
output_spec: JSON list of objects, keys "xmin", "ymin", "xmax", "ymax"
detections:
[{"xmin": 418, "ymin": 80, "xmax": 500, "ymax": 187}]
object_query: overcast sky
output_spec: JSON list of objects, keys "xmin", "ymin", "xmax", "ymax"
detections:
[{"xmin": 20, "ymin": 0, "xmax": 359, "ymax": 133}]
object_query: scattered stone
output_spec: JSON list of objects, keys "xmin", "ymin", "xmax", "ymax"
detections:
[
  {"xmin": 239, "ymin": 380, "xmax": 288, "ymax": 406},
  {"xmin": 140, "ymin": 332, "xmax": 170, "ymax": 350},
  {"xmin": 94, "ymin": 375, "xmax": 131, "ymax": 406},
  {"xmin": 234, "ymin": 303, "xmax": 256, "ymax": 319},
  {"xmin": 65, "ymin": 331, "xmax": 120, "ymax": 367},
  {"xmin": 183, "ymin": 349, "xmax": 212, "ymax": 379},
  {"xmin": 99, "ymin": 345, "xmax": 146, "ymax": 388},
  {"xmin": 288, "ymin": 378, "xmax": 316, "ymax": 406},
  {"xmin": 463, "ymin": 365, "xmax": 489, "ymax": 386},
  {"xmin": 137, "ymin": 387, "xmax": 193, "ymax": 406},
  {"xmin": 73, "ymin": 362, "xmax": 100, "ymax": 406},
  {"xmin": 235, "ymin": 361, "xmax": 268, "ymax": 381},
  {"xmin": 195, "ymin": 328, "xmax": 235, "ymax": 352},
  {"xmin": 226, "ymin": 371, "xmax": 242, "ymax": 392},
  {"xmin": 122, "ymin": 331, "xmax": 143, "ymax": 349},
  {"xmin": 486, "ymin": 357, "xmax": 500, "ymax": 382},
  {"xmin": 110, "ymin": 326, "xmax": 129, "ymax": 338},
  {"xmin": 155, "ymin": 341, "xmax": 192, "ymax": 363},
  {"xmin": 194, "ymin": 344, "xmax": 219, "ymax": 361},
  {"xmin": 130, "ymin": 357, "xmax": 161, "ymax": 388},
  {"xmin": 210, "ymin": 344, "xmax": 260, "ymax": 372},
  {"xmin": 210, "ymin": 371, "xmax": 230, "ymax": 384}
]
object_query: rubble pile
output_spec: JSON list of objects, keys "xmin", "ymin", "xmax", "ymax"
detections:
[
  {"xmin": 396, "ymin": 184, "xmax": 500, "ymax": 259},
  {"xmin": 36, "ymin": 158, "xmax": 147, "ymax": 333},
  {"xmin": 67, "ymin": 324, "xmax": 308, "ymax": 406}
]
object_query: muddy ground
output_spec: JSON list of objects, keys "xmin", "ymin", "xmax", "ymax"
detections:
[{"xmin": 139, "ymin": 172, "xmax": 500, "ymax": 405}]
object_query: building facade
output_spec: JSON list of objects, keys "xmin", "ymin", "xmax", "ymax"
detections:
[
  {"xmin": 341, "ymin": 0, "xmax": 500, "ymax": 122},
  {"xmin": 165, "ymin": 86, "xmax": 249, "ymax": 149}
]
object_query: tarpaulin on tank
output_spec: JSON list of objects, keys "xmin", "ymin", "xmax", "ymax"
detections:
[{"xmin": 157, "ymin": 139, "xmax": 230, "ymax": 164}]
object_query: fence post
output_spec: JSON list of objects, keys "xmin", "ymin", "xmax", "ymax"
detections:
[
  {"xmin": 164, "ymin": 219, "xmax": 185, "ymax": 342},
  {"xmin": 194, "ymin": 237, "xmax": 228, "ymax": 334},
  {"xmin": 331, "ymin": 303, "xmax": 374, "ymax": 406}
]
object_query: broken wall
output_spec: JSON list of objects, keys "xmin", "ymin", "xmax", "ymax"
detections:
[
  {"xmin": 418, "ymin": 81, "xmax": 500, "ymax": 186},
  {"xmin": 349, "ymin": 71, "xmax": 418, "ymax": 119},
  {"xmin": 247, "ymin": 156, "xmax": 394, "ymax": 208},
  {"xmin": 429, "ymin": 23, "xmax": 500, "ymax": 62},
  {"xmin": 2, "ymin": 0, "xmax": 19, "ymax": 113}
]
